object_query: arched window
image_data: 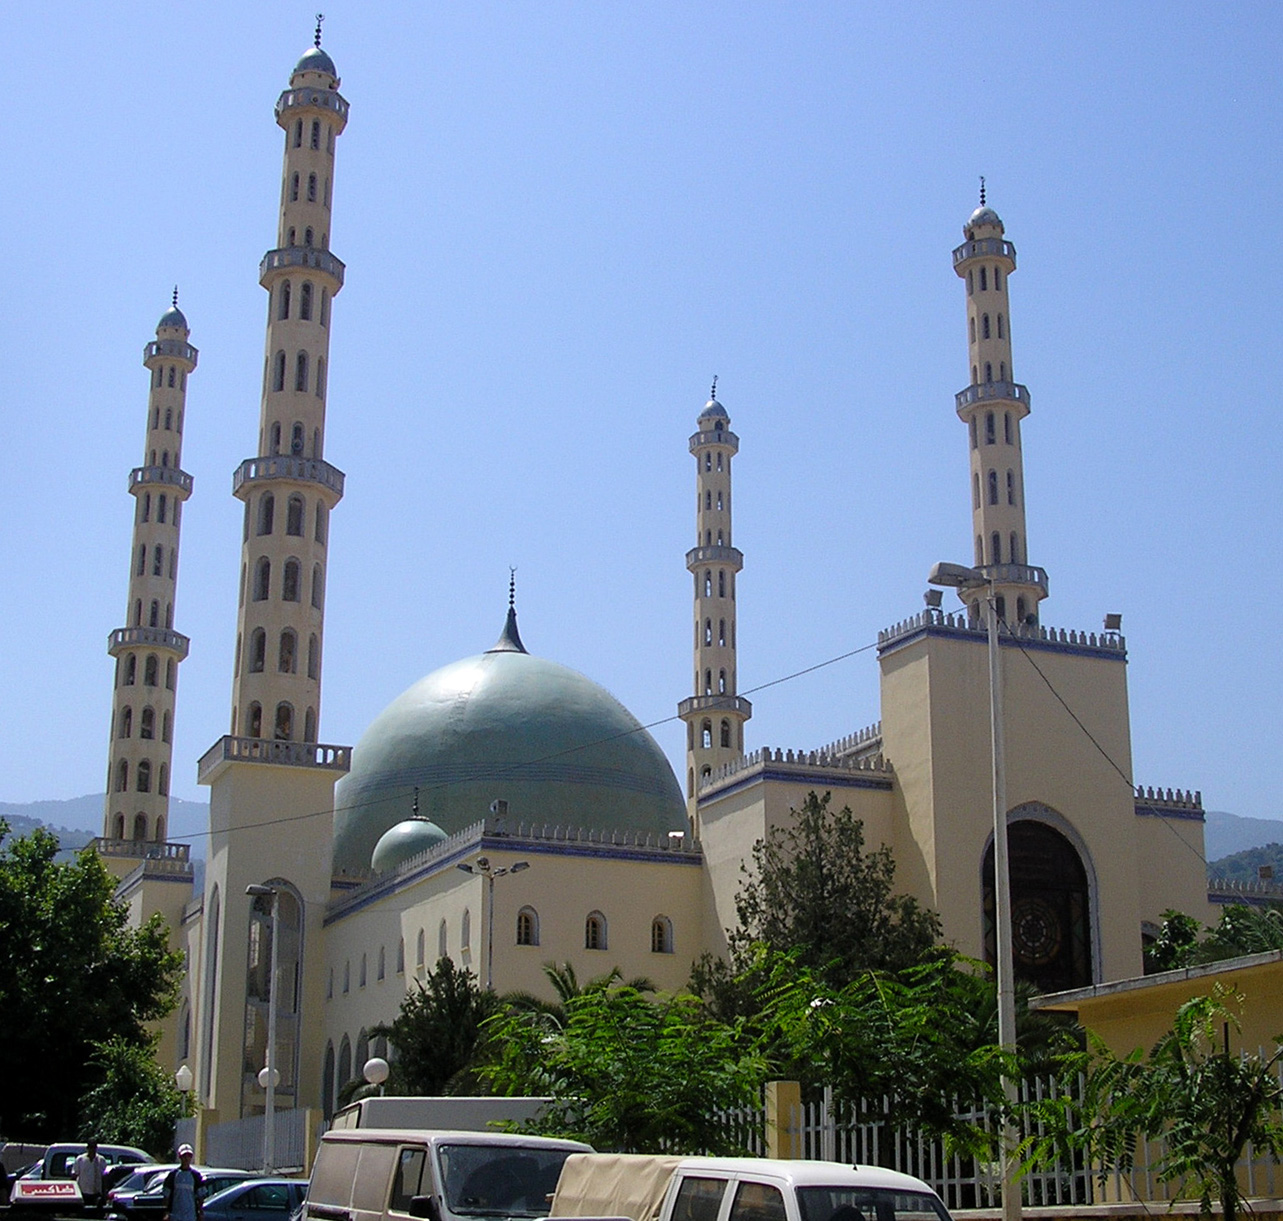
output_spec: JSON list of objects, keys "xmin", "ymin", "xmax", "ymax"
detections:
[
  {"xmin": 988, "ymin": 470, "xmax": 999, "ymax": 505},
  {"xmin": 985, "ymin": 412, "xmax": 996, "ymax": 444},
  {"xmin": 717, "ymin": 530, "xmax": 724, "ymax": 545},
  {"xmin": 270, "ymin": 422, "xmax": 281, "ymax": 454},
  {"xmin": 300, "ymin": 282, "xmax": 313, "ymax": 321},
  {"xmin": 311, "ymin": 564, "xmax": 324, "ymax": 609},
  {"xmin": 120, "ymin": 707, "xmax": 132, "ymax": 738},
  {"xmin": 140, "ymin": 706, "xmax": 155, "ymax": 739},
  {"xmin": 310, "ymin": 120, "xmax": 321, "ymax": 150},
  {"xmin": 286, "ymin": 495, "xmax": 304, "ymax": 535},
  {"xmin": 162, "ymin": 711, "xmax": 171, "ymax": 743},
  {"xmin": 720, "ymin": 719, "xmax": 731, "ymax": 748},
  {"xmin": 137, "ymin": 759, "xmax": 151, "ymax": 793},
  {"xmin": 279, "ymin": 629, "xmax": 297, "ymax": 673},
  {"xmin": 295, "ymin": 351, "xmax": 308, "ymax": 392},
  {"xmin": 124, "ymin": 654, "xmax": 137, "ymax": 686},
  {"xmin": 461, "ymin": 909, "xmax": 472, "ymax": 951},
  {"xmin": 994, "ymin": 267, "xmax": 1003, "ymax": 290},
  {"xmin": 275, "ymin": 703, "xmax": 293, "ymax": 741},
  {"xmin": 113, "ymin": 812, "xmax": 125, "ymax": 838},
  {"xmin": 982, "ymin": 314, "xmax": 991, "ymax": 339},
  {"xmin": 158, "ymin": 764, "xmax": 168, "ymax": 797},
  {"xmin": 307, "ymin": 173, "xmax": 317, "ymax": 203},
  {"xmin": 1010, "ymin": 532, "xmax": 1020, "ymax": 564},
  {"xmin": 320, "ymin": 289, "xmax": 330, "ymax": 327},
  {"xmin": 142, "ymin": 493, "xmax": 151, "ymax": 523},
  {"xmin": 304, "ymin": 227, "xmax": 314, "ymax": 247},
  {"xmin": 718, "ymin": 619, "xmax": 726, "ymax": 646},
  {"xmin": 359, "ymin": 954, "xmax": 367, "ymax": 988},
  {"xmin": 169, "ymin": 549, "xmax": 177, "ymax": 581},
  {"xmin": 704, "ymin": 571, "xmax": 712, "ymax": 597},
  {"xmin": 976, "ymin": 534, "xmax": 984, "ymax": 565},
  {"xmin": 991, "ymin": 532, "xmax": 1002, "ymax": 564},
  {"xmin": 1006, "ymin": 470, "xmax": 1016, "ymax": 505},
  {"xmin": 703, "ymin": 669, "xmax": 712, "ymax": 695},
  {"xmin": 290, "ymin": 172, "xmax": 300, "ymax": 203},
  {"xmin": 718, "ymin": 669, "xmax": 726, "ymax": 694},
  {"xmin": 651, "ymin": 916, "xmax": 673, "ymax": 954},
  {"xmin": 307, "ymin": 634, "xmax": 319, "ymax": 679},
  {"xmin": 716, "ymin": 452, "xmax": 723, "ymax": 471},
  {"xmin": 152, "ymin": 544, "xmax": 164, "ymax": 576},
  {"xmin": 279, "ymin": 282, "xmax": 291, "ymax": 320},
  {"xmin": 969, "ymin": 317, "xmax": 976, "ymax": 343},
  {"xmin": 997, "ymin": 313, "xmax": 1005, "ymax": 339},
  {"xmin": 136, "ymin": 544, "xmax": 146, "ymax": 576},
  {"xmin": 304, "ymin": 707, "xmax": 316, "ymax": 743},
  {"xmin": 979, "ymin": 267, "xmax": 988, "ymax": 291},
  {"xmin": 396, "ymin": 937, "xmax": 405, "ymax": 974},
  {"xmin": 438, "ymin": 919, "xmax": 448, "ymax": 961},
  {"xmin": 1004, "ymin": 412, "xmax": 1013, "ymax": 444},
  {"xmin": 516, "ymin": 907, "xmax": 539, "ymax": 946},
  {"xmin": 703, "ymin": 618, "xmax": 712, "ymax": 646},
  {"xmin": 248, "ymin": 702, "xmax": 262, "ymax": 738},
  {"xmin": 585, "ymin": 911, "xmax": 607, "ymax": 950},
  {"xmin": 1000, "ymin": 361, "xmax": 1007, "ymax": 380},
  {"xmin": 972, "ymin": 472, "xmax": 980, "ymax": 509},
  {"xmin": 167, "ymin": 367, "xmax": 175, "ymax": 388},
  {"xmin": 377, "ymin": 946, "xmax": 386, "ymax": 981},
  {"xmin": 148, "ymin": 599, "xmax": 159, "ymax": 627},
  {"xmin": 967, "ymin": 270, "xmax": 974, "ymax": 295},
  {"xmin": 164, "ymin": 408, "xmax": 172, "ymax": 431},
  {"xmin": 133, "ymin": 813, "xmax": 148, "ymax": 840},
  {"xmin": 315, "ymin": 503, "xmax": 327, "ymax": 544},
  {"xmin": 704, "ymin": 490, "xmax": 711, "ymax": 510},
  {"xmin": 257, "ymin": 493, "xmax": 276, "ymax": 537},
  {"xmin": 1016, "ymin": 596, "xmax": 1026, "ymax": 624},
  {"xmin": 116, "ymin": 760, "xmax": 129, "ymax": 792},
  {"xmin": 293, "ymin": 119, "xmax": 303, "ymax": 148},
  {"xmin": 283, "ymin": 559, "xmax": 301, "ymax": 602},
  {"xmin": 133, "ymin": 599, "xmax": 142, "ymax": 626},
  {"xmin": 254, "ymin": 557, "xmax": 271, "ymax": 601},
  {"xmin": 701, "ymin": 720, "xmax": 712, "ymax": 750},
  {"xmin": 273, "ymin": 351, "xmax": 286, "ymax": 392},
  {"xmin": 157, "ymin": 492, "xmax": 168, "ymax": 525},
  {"xmin": 718, "ymin": 570, "xmax": 726, "ymax": 597},
  {"xmin": 144, "ymin": 654, "xmax": 159, "ymax": 687},
  {"xmin": 704, "ymin": 453, "xmax": 711, "ymax": 471}
]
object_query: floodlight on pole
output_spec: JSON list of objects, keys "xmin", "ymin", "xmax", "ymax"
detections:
[
  {"xmin": 928, "ymin": 561, "xmax": 1020, "ymax": 1221},
  {"xmin": 456, "ymin": 851, "xmax": 530, "ymax": 990}
]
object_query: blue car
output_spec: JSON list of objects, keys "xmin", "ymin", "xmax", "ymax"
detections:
[{"xmin": 200, "ymin": 1179, "xmax": 307, "ymax": 1221}]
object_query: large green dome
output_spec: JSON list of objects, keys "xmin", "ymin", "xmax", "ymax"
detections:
[{"xmin": 332, "ymin": 611, "xmax": 685, "ymax": 876}]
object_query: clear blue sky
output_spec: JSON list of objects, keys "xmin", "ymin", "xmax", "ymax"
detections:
[{"xmin": 1, "ymin": 3, "xmax": 1279, "ymax": 826}]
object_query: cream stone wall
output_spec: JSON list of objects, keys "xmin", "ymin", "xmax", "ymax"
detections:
[{"xmin": 1133, "ymin": 808, "xmax": 1219, "ymax": 929}]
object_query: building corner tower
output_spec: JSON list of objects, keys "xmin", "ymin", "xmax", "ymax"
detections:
[
  {"xmin": 195, "ymin": 29, "xmax": 352, "ymax": 1125},
  {"xmin": 678, "ymin": 383, "xmax": 751, "ymax": 832},
  {"xmin": 101, "ymin": 295, "xmax": 196, "ymax": 855},
  {"xmin": 951, "ymin": 189, "xmax": 1048, "ymax": 626}
]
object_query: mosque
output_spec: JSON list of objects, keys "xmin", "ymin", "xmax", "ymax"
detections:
[{"xmin": 92, "ymin": 33, "xmax": 1213, "ymax": 1129}]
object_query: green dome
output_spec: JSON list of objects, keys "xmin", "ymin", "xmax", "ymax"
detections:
[
  {"xmin": 372, "ymin": 817, "xmax": 449, "ymax": 874},
  {"xmin": 332, "ymin": 615, "xmax": 685, "ymax": 876}
]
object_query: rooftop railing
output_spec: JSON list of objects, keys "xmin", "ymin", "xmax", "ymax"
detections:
[
  {"xmin": 688, "ymin": 429, "xmax": 740, "ymax": 454},
  {"xmin": 107, "ymin": 626, "xmax": 190, "ymax": 659},
  {"xmin": 198, "ymin": 734, "xmax": 351, "ymax": 782},
  {"xmin": 143, "ymin": 338, "xmax": 198, "ymax": 366},
  {"xmin": 685, "ymin": 544, "xmax": 743, "ymax": 570},
  {"xmin": 954, "ymin": 380, "xmax": 1031, "ymax": 413},
  {"xmin": 951, "ymin": 236, "xmax": 1017, "ymax": 266},
  {"xmin": 678, "ymin": 694, "xmax": 753, "ymax": 718},
  {"xmin": 130, "ymin": 465, "xmax": 193, "ymax": 496},
  {"xmin": 258, "ymin": 245, "xmax": 345, "ymax": 289},
  {"xmin": 232, "ymin": 455, "xmax": 345, "ymax": 499},
  {"xmin": 275, "ymin": 87, "xmax": 349, "ymax": 123}
]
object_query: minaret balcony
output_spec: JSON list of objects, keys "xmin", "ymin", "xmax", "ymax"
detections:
[
  {"xmin": 143, "ymin": 338, "xmax": 199, "ymax": 366},
  {"xmin": 233, "ymin": 455, "xmax": 345, "ymax": 501},
  {"xmin": 686, "ymin": 544, "xmax": 743, "ymax": 571},
  {"xmin": 130, "ymin": 466, "xmax": 193, "ymax": 498},
  {"xmin": 275, "ymin": 87, "xmax": 349, "ymax": 125},
  {"xmin": 952, "ymin": 237, "xmax": 1017, "ymax": 268},
  {"xmin": 259, "ymin": 246, "xmax": 346, "ymax": 289},
  {"xmin": 678, "ymin": 694, "xmax": 753, "ymax": 720},
  {"xmin": 975, "ymin": 563, "xmax": 1049, "ymax": 597},
  {"xmin": 108, "ymin": 626, "xmax": 190, "ymax": 660},
  {"xmin": 198, "ymin": 734, "xmax": 351, "ymax": 783},
  {"xmin": 688, "ymin": 429, "xmax": 740, "ymax": 455},
  {"xmin": 955, "ymin": 381, "xmax": 1031, "ymax": 416}
]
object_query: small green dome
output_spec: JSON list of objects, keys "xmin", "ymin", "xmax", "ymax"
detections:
[
  {"xmin": 372, "ymin": 817, "xmax": 449, "ymax": 873},
  {"xmin": 333, "ymin": 615, "xmax": 685, "ymax": 877}
]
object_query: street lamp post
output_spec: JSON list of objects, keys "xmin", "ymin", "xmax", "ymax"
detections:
[
  {"xmin": 246, "ymin": 884, "xmax": 280, "ymax": 1173},
  {"xmin": 456, "ymin": 856, "xmax": 529, "ymax": 990},
  {"xmin": 927, "ymin": 562, "xmax": 1020, "ymax": 1221}
]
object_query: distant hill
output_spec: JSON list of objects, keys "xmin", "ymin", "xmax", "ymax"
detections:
[
  {"xmin": 1204, "ymin": 810, "xmax": 1283, "ymax": 862},
  {"xmin": 0, "ymin": 794, "xmax": 210, "ymax": 859},
  {"xmin": 1207, "ymin": 842, "xmax": 1283, "ymax": 885}
]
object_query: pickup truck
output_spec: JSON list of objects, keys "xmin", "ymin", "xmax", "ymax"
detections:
[
  {"xmin": 305, "ymin": 1127, "xmax": 593, "ymax": 1221},
  {"xmin": 9, "ymin": 1144, "xmax": 153, "ymax": 1214},
  {"xmin": 547, "ymin": 1154, "xmax": 954, "ymax": 1221}
]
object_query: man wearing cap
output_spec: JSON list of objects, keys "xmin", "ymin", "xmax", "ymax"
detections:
[
  {"xmin": 162, "ymin": 1146, "xmax": 203, "ymax": 1221},
  {"xmin": 73, "ymin": 1141, "xmax": 107, "ymax": 1215}
]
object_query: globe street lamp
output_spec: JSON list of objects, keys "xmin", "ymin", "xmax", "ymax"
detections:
[
  {"xmin": 246, "ymin": 884, "xmax": 280, "ymax": 1173},
  {"xmin": 927, "ymin": 561, "xmax": 1020, "ymax": 1221},
  {"xmin": 363, "ymin": 1056, "xmax": 389, "ymax": 1096},
  {"xmin": 456, "ymin": 856, "xmax": 529, "ymax": 990}
]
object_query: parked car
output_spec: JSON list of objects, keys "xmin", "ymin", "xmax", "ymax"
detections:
[
  {"xmin": 9, "ymin": 1145, "xmax": 154, "ymax": 1214},
  {"xmin": 107, "ymin": 1167, "xmax": 176, "ymax": 1219},
  {"xmin": 124, "ymin": 1169, "xmax": 262, "ymax": 1221},
  {"xmin": 201, "ymin": 1179, "xmax": 307, "ymax": 1221}
]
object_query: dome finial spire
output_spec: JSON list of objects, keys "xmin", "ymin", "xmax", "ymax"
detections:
[
  {"xmin": 314, "ymin": 12, "xmax": 324, "ymax": 47},
  {"xmin": 412, "ymin": 786, "xmax": 420, "ymax": 818},
  {"xmin": 488, "ymin": 570, "xmax": 528, "ymax": 654},
  {"xmin": 710, "ymin": 374, "xmax": 718, "ymax": 401},
  {"xmin": 172, "ymin": 285, "xmax": 179, "ymax": 309},
  {"xmin": 509, "ymin": 566, "xmax": 516, "ymax": 611},
  {"xmin": 979, "ymin": 175, "xmax": 986, "ymax": 207}
]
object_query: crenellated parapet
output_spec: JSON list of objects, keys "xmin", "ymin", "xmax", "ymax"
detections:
[
  {"xmin": 697, "ymin": 745, "xmax": 894, "ymax": 801},
  {"xmin": 1134, "ymin": 786, "xmax": 1204, "ymax": 819},
  {"xmin": 817, "ymin": 721, "xmax": 883, "ymax": 759},
  {"xmin": 878, "ymin": 609, "xmax": 1127, "ymax": 659}
]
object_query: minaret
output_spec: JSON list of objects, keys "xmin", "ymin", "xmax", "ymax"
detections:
[
  {"xmin": 229, "ymin": 20, "xmax": 349, "ymax": 744},
  {"xmin": 952, "ymin": 183, "xmax": 1048, "ymax": 627},
  {"xmin": 677, "ymin": 380, "xmax": 751, "ymax": 829},
  {"xmin": 103, "ymin": 293, "xmax": 196, "ymax": 844}
]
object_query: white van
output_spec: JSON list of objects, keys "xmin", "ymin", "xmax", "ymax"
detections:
[{"xmin": 306, "ymin": 1128, "xmax": 592, "ymax": 1221}]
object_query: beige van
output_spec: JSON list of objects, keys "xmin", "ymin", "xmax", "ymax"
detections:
[{"xmin": 306, "ymin": 1128, "xmax": 592, "ymax": 1221}]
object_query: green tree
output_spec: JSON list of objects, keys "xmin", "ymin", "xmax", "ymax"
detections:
[
  {"xmin": 1145, "ymin": 905, "xmax": 1283, "ymax": 974},
  {"xmin": 0, "ymin": 824, "xmax": 184, "ymax": 1139},
  {"xmin": 79, "ymin": 1035, "xmax": 186, "ymax": 1156},
  {"xmin": 730, "ymin": 790, "xmax": 941, "ymax": 983},
  {"xmin": 482, "ymin": 983, "xmax": 766, "ymax": 1153},
  {"xmin": 1024, "ymin": 988, "xmax": 1283, "ymax": 1221},
  {"xmin": 372, "ymin": 957, "xmax": 500, "ymax": 1095}
]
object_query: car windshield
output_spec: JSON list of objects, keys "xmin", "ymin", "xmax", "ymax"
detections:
[
  {"xmin": 796, "ymin": 1187, "xmax": 952, "ymax": 1221},
  {"xmin": 437, "ymin": 1145, "xmax": 576, "ymax": 1219}
]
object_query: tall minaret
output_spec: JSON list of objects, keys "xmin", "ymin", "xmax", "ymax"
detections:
[
  {"xmin": 952, "ymin": 183, "xmax": 1048, "ymax": 627},
  {"xmin": 229, "ymin": 20, "xmax": 348, "ymax": 744},
  {"xmin": 103, "ymin": 294, "xmax": 196, "ymax": 844},
  {"xmin": 677, "ymin": 381, "xmax": 751, "ymax": 829}
]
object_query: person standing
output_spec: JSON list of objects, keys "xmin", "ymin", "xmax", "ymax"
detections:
[
  {"xmin": 162, "ymin": 1145, "xmax": 204, "ymax": 1221},
  {"xmin": 73, "ymin": 1141, "xmax": 107, "ymax": 1215}
]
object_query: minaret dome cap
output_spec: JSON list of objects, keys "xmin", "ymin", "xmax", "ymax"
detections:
[
  {"xmin": 967, "ymin": 204, "xmax": 1003, "ymax": 230},
  {"xmin": 294, "ymin": 45, "xmax": 337, "ymax": 78},
  {"xmin": 157, "ymin": 304, "xmax": 188, "ymax": 331}
]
